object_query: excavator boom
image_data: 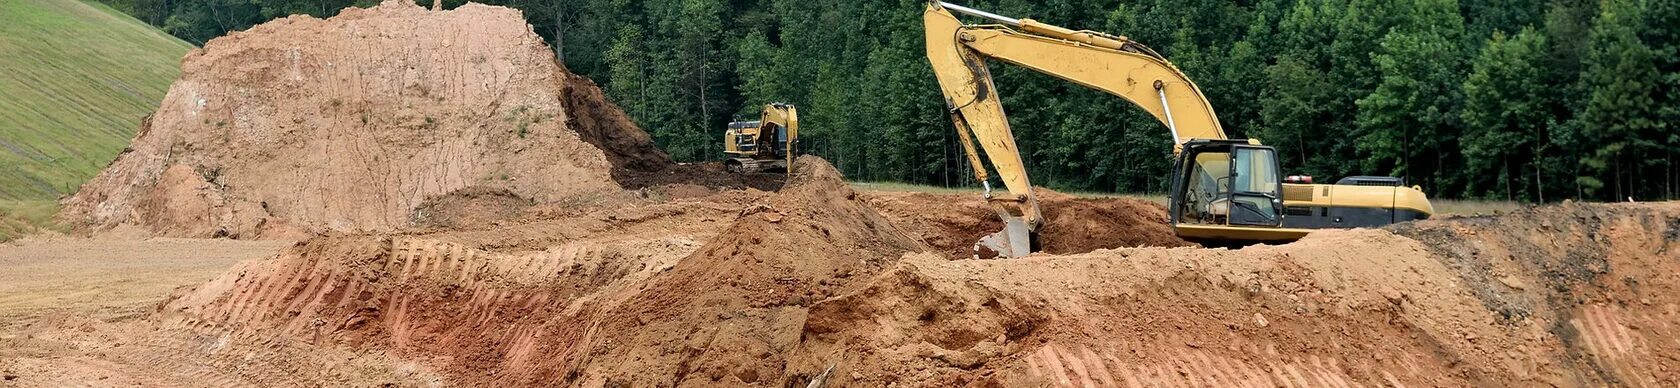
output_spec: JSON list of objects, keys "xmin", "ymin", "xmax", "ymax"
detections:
[
  {"xmin": 925, "ymin": 1, "xmax": 1433, "ymax": 257},
  {"xmin": 926, "ymin": 1, "xmax": 1225, "ymax": 257}
]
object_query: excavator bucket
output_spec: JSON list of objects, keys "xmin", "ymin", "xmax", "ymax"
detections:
[{"xmin": 973, "ymin": 217, "xmax": 1032, "ymax": 259}]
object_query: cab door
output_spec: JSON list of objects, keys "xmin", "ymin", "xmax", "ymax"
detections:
[{"xmin": 1225, "ymin": 146, "xmax": 1284, "ymax": 227}]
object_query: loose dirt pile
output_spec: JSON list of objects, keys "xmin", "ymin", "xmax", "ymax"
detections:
[
  {"xmin": 153, "ymin": 156, "xmax": 923, "ymax": 385},
  {"xmin": 57, "ymin": 0, "xmax": 670, "ymax": 239},
  {"xmin": 137, "ymin": 147, "xmax": 1680, "ymax": 386},
  {"xmin": 798, "ymin": 202, "xmax": 1680, "ymax": 386},
  {"xmin": 867, "ymin": 190, "xmax": 1192, "ymax": 259}
]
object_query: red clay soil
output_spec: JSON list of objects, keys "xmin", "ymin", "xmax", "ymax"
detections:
[
  {"xmin": 158, "ymin": 156, "xmax": 927, "ymax": 386},
  {"xmin": 57, "ymin": 0, "xmax": 647, "ymax": 239},
  {"xmin": 154, "ymin": 171, "xmax": 1680, "ymax": 386},
  {"xmin": 409, "ymin": 187, "xmax": 535, "ymax": 229},
  {"xmin": 792, "ymin": 202, "xmax": 1680, "ymax": 386},
  {"xmin": 866, "ymin": 190, "xmax": 1192, "ymax": 259},
  {"xmin": 558, "ymin": 69, "xmax": 671, "ymax": 174}
]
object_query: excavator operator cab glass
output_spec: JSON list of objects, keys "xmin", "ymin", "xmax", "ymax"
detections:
[
  {"xmin": 1170, "ymin": 141, "xmax": 1284, "ymax": 228},
  {"xmin": 765, "ymin": 123, "xmax": 787, "ymax": 157},
  {"xmin": 1228, "ymin": 146, "xmax": 1282, "ymax": 226}
]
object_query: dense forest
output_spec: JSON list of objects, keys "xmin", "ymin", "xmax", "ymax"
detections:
[{"xmin": 96, "ymin": 0, "xmax": 1679, "ymax": 202}]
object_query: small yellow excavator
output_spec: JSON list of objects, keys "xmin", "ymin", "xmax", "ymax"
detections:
[
  {"xmin": 724, "ymin": 103, "xmax": 800, "ymax": 174},
  {"xmin": 924, "ymin": 2, "xmax": 1434, "ymax": 257}
]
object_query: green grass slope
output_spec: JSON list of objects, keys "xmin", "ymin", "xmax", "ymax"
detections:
[{"xmin": 0, "ymin": 0, "xmax": 192, "ymax": 202}]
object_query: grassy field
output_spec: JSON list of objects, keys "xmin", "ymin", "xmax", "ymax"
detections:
[
  {"xmin": 852, "ymin": 181, "xmax": 1523, "ymax": 217},
  {"xmin": 0, "ymin": 0, "xmax": 191, "ymax": 202},
  {"xmin": 0, "ymin": 0, "xmax": 191, "ymax": 240},
  {"xmin": 0, "ymin": 200, "xmax": 61, "ymax": 242}
]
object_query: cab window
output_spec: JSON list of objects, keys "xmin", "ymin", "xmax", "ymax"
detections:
[{"xmin": 1228, "ymin": 147, "xmax": 1280, "ymax": 226}]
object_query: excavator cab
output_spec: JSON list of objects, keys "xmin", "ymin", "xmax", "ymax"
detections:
[
  {"xmin": 1170, "ymin": 140, "xmax": 1304, "ymax": 244},
  {"xmin": 1172, "ymin": 140, "xmax": 1284, "ymax": 228}
]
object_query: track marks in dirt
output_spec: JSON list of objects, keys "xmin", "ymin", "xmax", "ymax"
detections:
[
  {"xmin": 1019, "ymin": 340, "xmax": 1420, "ymax": 388},
  {"xmin": 1570, "ymin": 303, "xmax": 1679, "ymax": 387},
  {"xmin": 2, "ymin": 317, "xmax": 437, "ymax": 387}
]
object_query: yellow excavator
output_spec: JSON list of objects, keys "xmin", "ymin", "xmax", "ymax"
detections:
[
  {"xmin": 724, "ymin": 103, "xmax": 799, "ymax": 173},
  {"xmin": 924, "ymin": 2, "xmax": 1434, "ymax": 257}
]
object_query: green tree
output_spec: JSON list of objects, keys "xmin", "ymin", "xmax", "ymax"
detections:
[
  {"xmin": 1462, "ymin": 0, "xmax": 1545, "ymax": 39},
  {"xmin": 1354, "ymin": 0, "xmax": 1469, "ymax": 195},
  {"xmin": 161, "ymin": 0, "xmax": 265, "ymax": 44},
  {"xmin": 1641, "ymin": 0, "xmax": 1679, "ymax": 198},
  {"xmin": 1577, "ymin": 0, "xmax": 1660, "ymax": 200},
  {"xmin": 1460, "ymin": 28, "xmax": 1550, "ymax": 201},
  {"xmin": 732, "ymin": 30, "xmax": 783, "ymax": 117},
  {"xmin": 1259, "ymin": 0, "xmax": 1343, "ymax": 177}
]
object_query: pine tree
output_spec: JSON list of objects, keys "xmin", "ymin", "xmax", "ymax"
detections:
[
  {"xmin": 1641, "ymin": 0, "xmax": 1679, "ymax": 199},
  {"xmin": 1577, "ymin": 0, "xmax": 1659, "ymax": 200},
  {"xmin": 1260, "ymin": 0, "xmax": 1342, "ymax": 177},
  {"xmin": 604, "ymin": 24, "xmax": 653, "ymax": 136},
  {"xmin": 733, "ymin": 30, "xmax": 782, "ymax": 116},
  {"xmin": 1460, "ymin": 28, "xmax": 1550, "ymax": 201},
  {"xmin": 1354, "ymin": 0, "xmax": 1469, "ymax": 195},
  {"xmin": 1461, "ymin": 0, "xmax": 1545, "ymax": 39}
]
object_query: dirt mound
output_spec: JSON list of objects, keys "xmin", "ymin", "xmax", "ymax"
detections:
[
  {"xmin": 57, "ymin": 0, "xmax": 658, "ymax": 239},
  {"xmin": 867, "ymin": 190, "xmax": 1192, "ymax": 259},
  {"xmin": 157, "ymin": 156, "xmax": 926, "ymax": 385},
  {"xmin": 561, "ymin": 156, "xmax": 929, "ymax": 385},
  {"xmin": 797, "ymin": 202, "xmax": 1680, "ymax": 386},
  {"xmin": 558, "ymin": 72, "xmax": 671, "ymax": 173},
  {"xmin": 32, "ymin": 149, "xmax": 1680, "ymax": 386},
  {"xmin": 410, "ymin": 187, "xmax": 534, "ymax": 229}
]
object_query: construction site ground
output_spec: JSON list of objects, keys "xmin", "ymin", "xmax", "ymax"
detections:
[
  {"xmin": 6, "ymin": 189, "xmax": 1679, "ymax": 387},
  {"xmin": 5, "ymin": 2, "xmax": 1679, "ymax": 387}
]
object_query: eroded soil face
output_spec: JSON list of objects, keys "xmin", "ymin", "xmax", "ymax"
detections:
[{"xmin": 55, "ymin": 0, "xmax": 664, "ymax": 240}]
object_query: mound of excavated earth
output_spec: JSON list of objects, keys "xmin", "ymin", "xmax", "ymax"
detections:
[
  {"xmin": 158, "ymin": 156, "xmax": 926, "ymax": 385},
  {"xmin": 800, "ymin": 201, "xmax": 1680, "ymax": 386},
  {"xmin": 149, "ymin": 181, "xmax": 1680, "ymax": 386},
  {"xmin": 58, "ymin": 0, "xmax": 669, "ymax": 239},
  {"xmin": 866, "ymin": 190, "xmax": 1192, "ymax": 259}
]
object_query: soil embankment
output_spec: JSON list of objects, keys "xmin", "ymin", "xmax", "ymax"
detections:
[{"xmin": 153, "ymin": 166, "xmax": 1680, "ymax": 386}]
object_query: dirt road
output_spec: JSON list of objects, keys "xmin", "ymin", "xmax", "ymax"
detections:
[
  {"xmin": 0, "ymin": 237, "xmax": 447, "ymax": 387},
  {"xmin": 0, "ymin": 237, "xmax": 290, "ymax": 324}
]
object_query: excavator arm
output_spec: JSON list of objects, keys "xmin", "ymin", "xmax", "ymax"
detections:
[
  {"xmin": 925, "ymin": 1, "xmax": 1226, "ymax": 257},
  {"xmin": 763, "ymin": 103, "xmax": 799, "ymax": 171}
]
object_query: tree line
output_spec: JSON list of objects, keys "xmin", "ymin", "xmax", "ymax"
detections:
[{"xmin": 97, "ymin": 0, "xmax": 1680, "ymax": 202}]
